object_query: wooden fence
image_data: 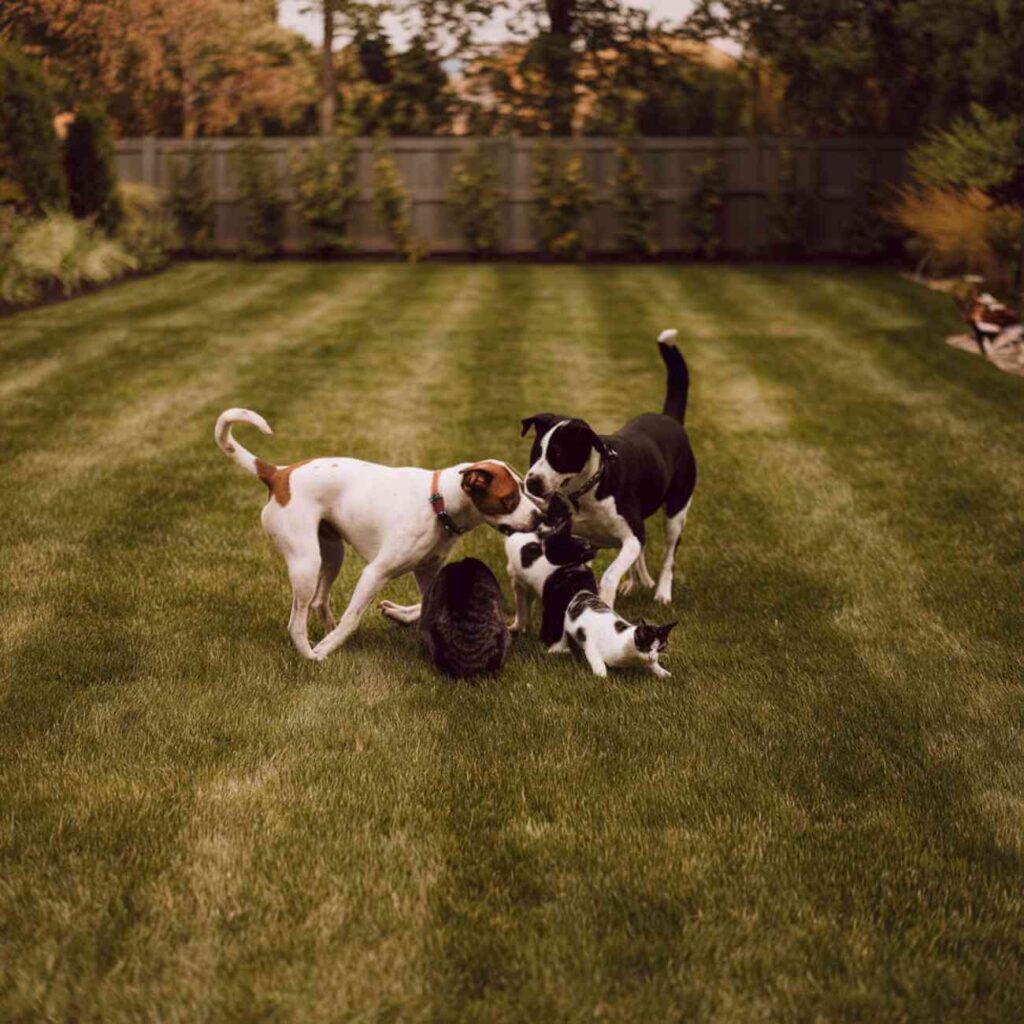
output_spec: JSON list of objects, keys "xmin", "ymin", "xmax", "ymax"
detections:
[{"xmin": 113, "ymin": 136, "xmax": 908, "ymax": 256}]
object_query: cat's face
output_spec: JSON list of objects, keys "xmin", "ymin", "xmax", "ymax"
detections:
[
  {"xmin": 634, "ymin": 619, "xmax": 678, "ymax": 654},
  {"xmin": 542, "ymin": 521, "xmax": 597, "ymax": 568}
]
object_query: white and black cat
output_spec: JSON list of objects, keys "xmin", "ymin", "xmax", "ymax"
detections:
[
  {"xmin": 420, "ymin": 558, "xmax": 510, "ymax": 678},
  {"xmin": 506, "ymin": 496, "xmax": 678, "ymax": 676},
  {"xmin": 559, "ymin": 592, "xmax": 677, "ymax": 679}
]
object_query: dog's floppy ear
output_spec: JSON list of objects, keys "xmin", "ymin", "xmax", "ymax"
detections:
[
  {"xmin": 587, "ymin": 428, "xmax": 616, "ymax": 462},
  {"xmin": 460, "ymin": 464, "xmax": 494, "ymax": 494},
  {"xmin": 520, "ymin": 413, "xmax": 562, "ymax": 439}
]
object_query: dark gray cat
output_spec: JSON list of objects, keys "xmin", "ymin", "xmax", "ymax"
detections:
[{"xmin": 420, "ymin": 558, "xmax": 510, "ymax": 679}]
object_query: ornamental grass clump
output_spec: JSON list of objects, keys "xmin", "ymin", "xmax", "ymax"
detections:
[{"xmin": 0, "ymin": 212, "xmax": 136, "ymax": 306}]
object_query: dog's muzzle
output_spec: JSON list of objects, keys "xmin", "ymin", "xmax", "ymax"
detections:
[{"xmin": 525, "ymin": 475, "xmax": 546, "ymax": 498}]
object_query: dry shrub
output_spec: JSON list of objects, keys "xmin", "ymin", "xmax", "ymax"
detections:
[{"xmin": 889, "ymin": 186, "xmax": 1022, "ymax": 284}]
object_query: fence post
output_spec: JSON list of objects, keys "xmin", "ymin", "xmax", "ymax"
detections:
[{"xmin": 141, "ymin": 136, "xmax": 158, "ymax": 188}]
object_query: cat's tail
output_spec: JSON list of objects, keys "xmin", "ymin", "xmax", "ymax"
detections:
[{"xmin": 658, "ymin": 329, "xmax": 690, "ymax": 424}]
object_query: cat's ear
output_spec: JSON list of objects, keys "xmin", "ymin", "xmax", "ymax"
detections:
[
  {"xmin": 658, "ymin": 621, "xmax": 679, "ymax": 636},
  {"xmin": 636, "ymin": 617, "xmax": 648, "ymax": 627},
  {"xmin": 581, "ymin": 544, "xmax": 598, "ymax": 563}
]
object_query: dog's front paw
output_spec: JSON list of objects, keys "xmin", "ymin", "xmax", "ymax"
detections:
[
  {"xmin": 619, "ymin": 575, "xmax": 636, "ymax": 595},
  {"xmin": 654, "ymin": 589, "xmax": 672, "ymax": 606}
]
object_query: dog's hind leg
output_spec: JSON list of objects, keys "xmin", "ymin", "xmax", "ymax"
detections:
[
  {"xmin": 655, "ymin": 497, "xmax": 691, "ymax": 605},
  {"xmin": 635, "ymin": 549, "xmax": 656, "ymax": 589},
  {"xmin": 284, "ymin": 539, "xmax": 323, "ymax": 660},
  {"xmin": 312, "ymin": 521, "xmax": 344, "ymax": 632}
]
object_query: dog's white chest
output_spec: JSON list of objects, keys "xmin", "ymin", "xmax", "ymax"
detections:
[{"xmin": 569, "ymin": 494, "xmax": 626, "ymax": 547}]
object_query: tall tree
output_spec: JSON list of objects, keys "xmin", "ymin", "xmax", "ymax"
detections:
[{"xmin": 684, "ymin": 0, "xmax": 1024, "ymax": 136}]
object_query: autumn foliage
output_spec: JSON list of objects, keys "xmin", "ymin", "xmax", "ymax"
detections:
[{"xmin": 1, "ymin": 0, "xmax": 315, "ymax": 137}]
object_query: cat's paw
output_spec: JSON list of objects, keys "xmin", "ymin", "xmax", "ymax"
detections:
[{"xmin": 649, "ymin": 663, "xmax": 671, "ymax": 679}]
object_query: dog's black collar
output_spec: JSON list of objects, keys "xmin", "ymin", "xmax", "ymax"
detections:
[
  {"xmin": 430, "ymin": 469, "xmax": 467, "ymax": 536},
  {"xmin": 567, "ymin": 462, "xmax": 605, "ymax": 510}
]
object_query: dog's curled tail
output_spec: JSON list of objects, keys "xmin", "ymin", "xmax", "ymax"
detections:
[
  {"xmin": 657, "ymin": 329, "xmax": 689, "ymax": 423},
  {"xmin": 215, "ymin": 408, "xmax": 274, "ymax": 479}
]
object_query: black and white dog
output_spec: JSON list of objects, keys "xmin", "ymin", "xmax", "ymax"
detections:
[{"xmin": 520, "ymin": 329, "xmax": 696, "ymax": 608}]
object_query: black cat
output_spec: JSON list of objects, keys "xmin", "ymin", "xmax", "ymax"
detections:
[{"xmin": 420, "ymin": 558, "xmax": 510, "ymax": 678}]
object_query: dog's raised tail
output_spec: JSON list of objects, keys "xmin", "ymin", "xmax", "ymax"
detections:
[
  {"xmin": 215, "ymin": 408, "xmax": 274, "ymax": 479},
  {"xmin": 657, "ymin": 329, "xmax": 689, "ymax": 423}
]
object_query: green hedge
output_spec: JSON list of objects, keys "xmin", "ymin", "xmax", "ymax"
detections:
[{"xmin": 0, "ymin": 46, "xmax": 67, "ymax": 213}]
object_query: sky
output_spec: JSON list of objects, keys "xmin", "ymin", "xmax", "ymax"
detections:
[{"xmin": 279, "ymin": 1, "xmax": 695, "ymax": 48}]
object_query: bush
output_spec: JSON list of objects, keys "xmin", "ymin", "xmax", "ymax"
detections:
[
  {"xmin": 681, "ymin": 157, "xmax": 724, "ymax": 258},
  {"xmin": 612, "ymin": 145, "xmax": 656, "ymax": 256},
  {"xmin": 531, "ymin": 143, "xmax": 593, "ymax": 261},
  {"xmin": 889, "ymin": 186, "xmax": 1022, "ymax": 284},
  {"xmin": 845, "ymin": 170, "xmax": 902, "ymax": 258},
  {"xmin": 768, "ymin": 148, "xmax": 815, "ymax": 255},
  {"xmin": 447, "ymin": 143, "xmax": 502, "ymax": 255},
  {"xmin": 372, "ymin": 138, "xmax": 423, "ymax": 261},
  {"xmin": 170, "ymin": 148, "xmax": 215, "ymax": 255},
  {"xmin": 64, "ymin": 106, "xmax": 122, "ymax": 230},
  {"xmin": 117, "ymin": 181, "xmax": 175, "ymax": 271},
  {"xmin": 237, "ymin": 140, "xmax": 286, "ymax": 259},
  {"xmin": 291, "ymin": 138, "xmax": 359, "ymax": 256},
  {"xmin": 909, "ymin": 106, "xmax": 1022, "ymax": 194},
  {"xmin": 0, "ymin": 212, "xmax": 136, "ymax": 307},
  {"xmin": 0, "ymin": 46, "xmax": 67, "ymax": 214}
]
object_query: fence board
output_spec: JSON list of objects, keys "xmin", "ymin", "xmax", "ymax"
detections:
[{"xmin": 113, "ymin": 136, "xmax": 907, "ymax": 255}]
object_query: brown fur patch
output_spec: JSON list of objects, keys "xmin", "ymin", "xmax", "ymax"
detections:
[
  {"xmin": 254, "ymin": 458, "xmax": 311, "ymax": 507},
  {"xmin": 461, "ymin": 460, "xmax": 521, "ymax": 516}
]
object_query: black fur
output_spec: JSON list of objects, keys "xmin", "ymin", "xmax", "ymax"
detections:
[
  {"xmin": 540, "ymin": 565, "xmax": 597, "ymax": 647},
  {"xmin": 522, "ymin": 340, "xmax": 697, "ymax": 539},
  {"xmin": 634, "ymin": 619, "xmax": 678, "ymax": 653},
  {"xmin": 520, "ymin": 541, "xmax": 542, "ymax": 569},
  {"xmin": 420, "ymin": 558, "xmax": 510, "ymax": 679}
]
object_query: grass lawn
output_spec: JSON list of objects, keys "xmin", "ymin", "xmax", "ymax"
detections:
[{"xmin": 2, "ymin": 262, "xmax": 1023, "ymax": 1021}]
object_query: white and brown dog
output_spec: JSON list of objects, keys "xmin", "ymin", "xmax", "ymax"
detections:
[{"xmin": 215, "ymin": 408, "xmax": 542, "ymax": 661}]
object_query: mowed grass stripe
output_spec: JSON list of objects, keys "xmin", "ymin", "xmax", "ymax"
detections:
[
  {"xmin": 2, "ymin": 265, "xmax": 1022, "ymax": 1021},
  {"xmin": 0, "ymin": 262, "xmax": 229, "ymax": 361},
  {"xmin": 102, "ymin": 266, "xmax": 488, "ymax": 1020},
  {"xmin": 0, "ymin": 265, "xmax": 395, "ymax": 672},
  {"xmin": 0, "ymin": 264, "xmax": 338, "ymax": 469},
  {"xmin": 0, "ymin": 263, "xmax": 316, "ymax": 409},
  {"xmin": 703, "ymin": 268, "xmax": 1023, "ymax": 657},
  {"xmin": 426, "ymin": 267, "xmax": 714, "ymax": 1019},
  {"xmin": 636, "ymin": 266, "xmax": 1024, "ymax": 1016},
  {"xmin": 0, "ymin": 262, "xmax": 509, "ymax": 1015}
]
